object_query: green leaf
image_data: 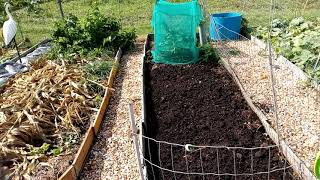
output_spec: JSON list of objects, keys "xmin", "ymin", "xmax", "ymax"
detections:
[{"xmin": 51, "ymin": 147, "xmax": 63, "ymax": 156}]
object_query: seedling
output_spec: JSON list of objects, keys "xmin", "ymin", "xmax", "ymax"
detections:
[{"xmin": 199, "ymin": 43, "xmax": 220, "ymax": 63}]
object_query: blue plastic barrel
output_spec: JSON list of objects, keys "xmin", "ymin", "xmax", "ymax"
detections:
[{"xmin": 209, "ymin": 12, "xmax": 242, "ymax": 40}]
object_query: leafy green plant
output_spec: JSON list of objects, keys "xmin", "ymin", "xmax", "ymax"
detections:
[
  {"xmin": 240, "ymin": 17, "xmax": 253, "ymax": 36},
  {"xmin": 85, "ymin": 60, "xmax": 113, "ymax": 81},
  {"xmin": 85, "ymin": 59, "xmax": 113, "ymax": 94},
  {"xmin": 50, "ymin": 146, "xmax": 63, "ymax": 156},
  {"xmin": 50, "ymin": 6, "xmax": 136, "ymax": 59},
  {"xmin": 199, "ymin": 43, "xmax": 220, "ymax": 64},
  {"xmin": 29, "ymin": 143, "xmax": 50, "ymax": 155},
  {"xmin": 254, "ymin": 17, "xmax": 320, "ymax": 81}
]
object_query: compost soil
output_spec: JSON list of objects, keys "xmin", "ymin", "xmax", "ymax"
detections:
[{"xmin": 145, "ymin": 59, "xmax": 296, "ymax": 180}]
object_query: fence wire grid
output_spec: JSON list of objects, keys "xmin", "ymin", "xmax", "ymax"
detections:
[
  {"xmin": 208, "ymin": 1, "xmax": 319, "ymax": 179},
  {"xmin": 130, "ymin": 0, "xmax": 319, "ymax": 180}
]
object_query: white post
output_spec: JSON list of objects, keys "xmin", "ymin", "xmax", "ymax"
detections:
[
  {"xmin": 128, "ymin": 103, "xmax": 145, "ymax": 180},
  {"xmin": 199, "ymin": 0, "xmax": 208, "ymax": 45},
  {"xmin": 199, "ymin": 26, "xmax": 206, "ymax": 45}
]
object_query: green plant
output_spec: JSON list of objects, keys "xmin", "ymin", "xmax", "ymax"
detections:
[
  {"xmin": 240, "ymin": 17, "xmax": 253, "ymax": 36},
  {"xmin": 254, "ymin": 17, "xmax": 320, "ymax": 81},
  {"xmin": 85, "ymin": 60, "xmax": 113, "ymax": 81},
  {"xmin": 26, "ymin": 0, "xmax": 43, "ymax": 14},
  {"xmin": 94, "ymin": 94, "xmax": 102, "ymax": 105},
  {"xmin": 29, "ymin": 143, "xmax": 50, "ymax": 155},
  {"xmin": 85, "ymin": 59, "xmax": 113, "ymax": 94},
  {"xmin": 50, "ymin": 146, "xmax": 62, "ymax": 156},
  {"xmin": 51, "ymin": 6, "xmax": 136, "ymax": 59},
  {"xmin": 199, "ymin": 43, "xmax": 220, "ymax": 64}
]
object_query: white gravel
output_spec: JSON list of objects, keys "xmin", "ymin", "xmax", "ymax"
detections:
[
  {"xmin": 217, "ymin": 40, "xmax": 320, "ymax": 172},
  {"xmin": 80, "ymin": 42, "xmax": 144, "ymax": 179}
]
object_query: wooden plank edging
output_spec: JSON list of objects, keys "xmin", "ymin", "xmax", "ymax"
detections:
[
  {"xmin": 58, "ymin": 48, "xmax": 122, "ymax": 180},
  {"xmin": 220, "ymin": 58, "xmax": 316, "ymax": 180}
]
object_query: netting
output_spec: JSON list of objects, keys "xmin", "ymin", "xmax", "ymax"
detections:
[{"xmin": 151, "ymin": 0, "xmax": 203, "ymax": 64}]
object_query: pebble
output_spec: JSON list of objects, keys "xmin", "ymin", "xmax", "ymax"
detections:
[
  {"xmin": 236, "ymin": 153, "xmax": 242, "ymax": 159},
  {"xmin": 222, "ymin": 40, "xmax": 320, "ymax": 171}
]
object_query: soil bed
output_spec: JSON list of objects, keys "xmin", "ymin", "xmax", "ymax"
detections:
[{"xmin": 145, "ymin": 57, "xmax": 296, "ymax": 179}]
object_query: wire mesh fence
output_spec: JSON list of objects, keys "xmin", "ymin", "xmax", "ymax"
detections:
[
  {"xmin": 133, "ymin": 31, "xmax": 300, "ymax": 179},
  {"xmin": 2, "ymin": 0, "xmax": 319, "ymax": 179},
  {"xmin": 208, "ymin": 5, "xmax": 319, "ymax": 179},
  {"xmin": 140, "ymin": 133, "xmax": 294, "ymax": 180},
  {"xmin": 131, "ymin": 1, "xmax": 319, "ymax": 180}
]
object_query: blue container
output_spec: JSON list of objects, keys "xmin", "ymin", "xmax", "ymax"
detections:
[{"xmin": 209, "ymin": 12, "xmax": 242, "ymax": 40}]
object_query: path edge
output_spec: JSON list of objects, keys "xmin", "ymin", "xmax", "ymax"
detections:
[{"xmin": 58, "ymin": 48, "xmax": 122, "ymax": 180}]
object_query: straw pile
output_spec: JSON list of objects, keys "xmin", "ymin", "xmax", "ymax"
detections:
[{"xmin": 0, "ymin": 58, "xmax": 98, "ymax": 178}]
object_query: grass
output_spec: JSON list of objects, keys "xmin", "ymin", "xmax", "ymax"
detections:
[
  {"xmin": 207, "ymin": 0, "xmax": 320, "ymax": 27},
  {"xmin": 9, "ymin": 0, "xmax": 320, "ymax": 46}
]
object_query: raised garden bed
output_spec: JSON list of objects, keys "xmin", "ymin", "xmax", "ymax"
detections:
[
  {"xmin": 142, "ymin": 34, "xmax": 295, "ymax": 179},
  {"xmin": 0, "ymin": 49, "xmax": 121, "ymax": 179}
]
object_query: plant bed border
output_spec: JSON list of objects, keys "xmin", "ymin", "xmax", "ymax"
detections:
[
  {"xmin": 140, "ymin": 34, "xmax": 316, "ymax": 180},
  {"xmin": 58, "ymin": 48, "xmax": 122, "ymax": 180}
]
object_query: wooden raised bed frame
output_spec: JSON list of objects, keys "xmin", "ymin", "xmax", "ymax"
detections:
[{"xmin": 58, "ymin": 48, "xmax": 122, "ymax": 180}]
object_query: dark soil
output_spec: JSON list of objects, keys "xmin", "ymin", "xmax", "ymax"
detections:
[{"xmin": 145, "ymin": 60, "xmax": 296, "ymax": 180}]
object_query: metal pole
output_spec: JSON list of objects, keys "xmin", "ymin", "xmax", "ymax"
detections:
[
  {"xmin": 267, "ymin": 0, "xmax": 281, "ymax": 147},
  {"xmin": 13, "ymin": 38, "xmax": 22, "ymax": 63},
  {"xmin": 56, "ymin": 0, "xmax": 64, "ymax": 19},
  {"xmin": 128, "ymin": 103, "xmax": 145, "ymax": 180}
]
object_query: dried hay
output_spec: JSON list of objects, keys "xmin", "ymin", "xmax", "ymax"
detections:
[{"xmin": 0, "ymin": 58, "xmax": 101, "ymax": 178}]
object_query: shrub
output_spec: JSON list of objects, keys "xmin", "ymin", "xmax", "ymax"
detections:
[{"xmin": 51, "ymin": 7, "xmax": 136, "ymax": 58}]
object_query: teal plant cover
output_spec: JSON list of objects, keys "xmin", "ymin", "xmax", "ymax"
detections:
[{"xmin": 151, "ymin": 0, "xmax": 203, "ymax": 64}]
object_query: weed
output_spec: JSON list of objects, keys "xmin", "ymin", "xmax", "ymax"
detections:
[
  {"xmin": 199, "ymin": 43, "xmax": 220, "ymax": 64},
  {"xmin": 29, "ymin": 143, "xmax": 50, "ymax": 156},
  {"xmin": 229, "ymin": 49, "xmax": 241, "ymax": 56},
  {"xmin": 240, "ymin": 17, "xmax": 253, "ymax": 36},
  {"xmin": 85, "ymin": 59, "xmax": 113, "ymax": 94},
  {"xmin": 50, "ymin": 146, "xmax": 63, "ymax": 156}
]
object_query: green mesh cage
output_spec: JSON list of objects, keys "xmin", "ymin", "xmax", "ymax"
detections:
[{"xmin": 151, "ymin": 0, "xmax": 203, "ymax": 64}]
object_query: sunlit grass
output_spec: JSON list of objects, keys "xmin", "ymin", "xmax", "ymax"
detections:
[{"xmin": 10, "ymin": 0, "xmax": 320, "ymax": 46}]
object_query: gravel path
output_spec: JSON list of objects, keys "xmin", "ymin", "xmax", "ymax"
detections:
[
  {"xmin": 217, "ymin": 40, "xmax": 320, "ymax": 172},
  {"xmin": 80, "ymin": 42, "xmax": 144, "ymax": 179}
]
